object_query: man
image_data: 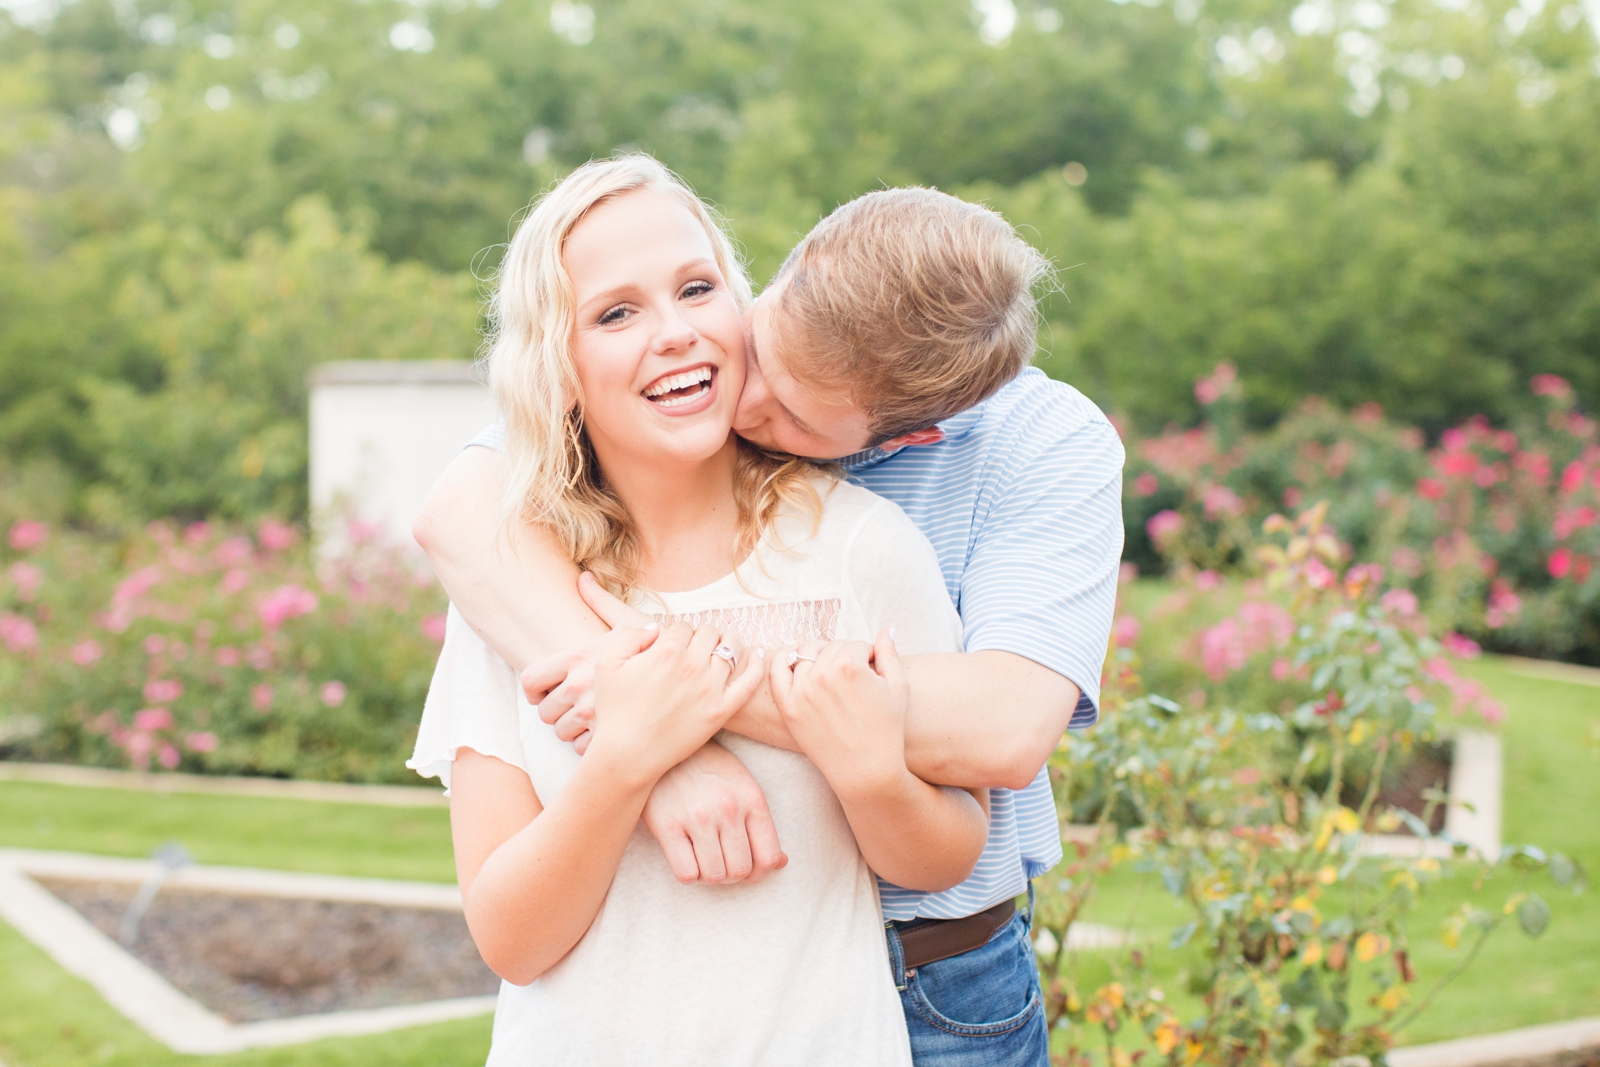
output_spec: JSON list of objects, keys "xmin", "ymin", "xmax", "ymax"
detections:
[{"xmin": 415, "ymin": 187, "xmax": 1124, "ymax": 1065}]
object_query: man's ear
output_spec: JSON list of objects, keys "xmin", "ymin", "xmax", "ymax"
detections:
[{"xmin": 877, "ymin": 427, "xmax": 945, "ymax": 452}]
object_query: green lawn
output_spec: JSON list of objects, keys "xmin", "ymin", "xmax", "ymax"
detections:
[
  {"xmin": 0, "ymin": 656, "xmax": 1593, "ymax": 1065},
  {"xmin": 1063, "ymin": 656, "xmax": 1600, "ymax": 1048}
]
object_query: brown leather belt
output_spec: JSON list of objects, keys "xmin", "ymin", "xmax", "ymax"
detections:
[{"xmin": 894, "ymin": 898, "xmax": 1016, "ymax": 971}]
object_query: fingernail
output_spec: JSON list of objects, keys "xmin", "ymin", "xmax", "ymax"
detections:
[
  {"xmin": 889, "ymin": 627, "xmax": 897, "ymax": 642},
  {"xmin": 756, "ymin": 648, "xmax": 765, "ymax": 658},
  {"xmin": 644, "ymin": 621, "xmax": 658, "ymax": 630}
]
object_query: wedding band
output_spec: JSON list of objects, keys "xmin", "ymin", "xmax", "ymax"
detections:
[
  {"xmin": 784, "ymin": 651, "xmax": 817, "ymax": 667},
  {"xmin": 711, "ymin": 644, "xmax": 738, "ymax": 669}
]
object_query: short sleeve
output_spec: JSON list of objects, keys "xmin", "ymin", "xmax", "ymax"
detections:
[
  {"xmin": 961, "ymin": 417, "xmax": 1124, "ymax": 727},
  {"xmin": 845, "ymin": 499, "xmax": 965, "ymax": 658},
  {"xmin": 407, "ymin": 605, "xmax": 528, "ymax": 794}
]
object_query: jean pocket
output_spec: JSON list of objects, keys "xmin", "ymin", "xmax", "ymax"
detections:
[{"xmin": 907, "ymin": 977, "xmax": 1042, "ymax": 1038}]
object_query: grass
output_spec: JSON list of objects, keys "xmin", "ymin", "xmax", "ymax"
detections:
[
  {"xmin": 0, "ymin": 656, "xmax": 1593, "ymax": 1064},
  {"xmin": 1059, "ymin": 656, "xmax": 1600, "ymax": 1048}
]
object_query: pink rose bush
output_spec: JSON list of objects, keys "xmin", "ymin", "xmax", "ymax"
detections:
[
  {"xmin": 0, "ymin": 517, "xmax": 445, "ymax": 781},
  {"xmin": 1124, "ymin": 374, "xmax": 1599, "ymax": 665}
]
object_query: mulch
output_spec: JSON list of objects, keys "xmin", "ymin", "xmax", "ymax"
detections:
[{"xmin": 38, "ymin": 877, "xmax": 500, "ymax": 1022}]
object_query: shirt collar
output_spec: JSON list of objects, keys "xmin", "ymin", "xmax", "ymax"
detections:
[{"xmin": 838, "ymin": 404, "xmax": 986, "ymax": 473}]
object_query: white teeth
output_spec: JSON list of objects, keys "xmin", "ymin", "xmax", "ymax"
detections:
[{"xmin": 644, "ymin": 366, "xmax": 713, "ymax": 399}]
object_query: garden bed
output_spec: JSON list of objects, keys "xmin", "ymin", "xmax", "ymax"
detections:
[{"xmin": 35, "ymin": 877, "xmax": 498, "ymax": 1022}]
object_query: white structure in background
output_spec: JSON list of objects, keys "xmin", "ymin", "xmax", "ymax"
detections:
[{"xmin": 308, "ymin": 361, "xmax": 494, "ymax": 555}]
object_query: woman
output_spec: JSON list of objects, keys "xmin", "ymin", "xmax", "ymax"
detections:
[{"xmin": 409, "ymin": 155, "xmax": 988, "ymax": 1066}]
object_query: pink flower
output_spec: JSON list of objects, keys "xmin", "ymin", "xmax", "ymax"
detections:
[
  {"xmin": 247, "ymin": 646, "xmax": 273, "ymax": 670},
  {"xmin": 8, "ymin": 520, "xmax": 49, "ymax": 551},
  {"xmin": 1514, "ymin": 451, "xmax": 1552, "ymax": 485},
  {"xmin": 1478, "ymin": 698, "xmax": 1506, "ymax": 725},
  {"xmin": 1442, "ymin": 632, "xmax": 1482, "ymax": 659},
  {"xmin": 112, "ymin": 566, "xmax": 163, "ymax": 606},
  {"xmin": 1303, "ymin": 558, "xmax": 1336, "ymax": 589},
  {"xmin": 1283, "ymin": 486, "xmax": 1303, "ymax": 508},
  {"xmin": 158, "ymin": 743, "xmax": 181, "ymax": 770},
  {"xmin": 1531, "ymin": 373, "xmax": 1572, "ymax": 398},
  {"xmin": 1473, "ymin": 464, "xmax": 1502, "ymax": 488},
  {"xmin": 257, "ymin": 519, "xmax": 298, "ymax": 552},
  {"xmin": 133, "ymin": 707, "xmax": 174, "ymax": 731},
  {"xmin": 1198, "ymin": 619, "xmax": 1247, "ymax": 681},
  {"xmin": 1560, "ymin": 462, "xmax": 1586, "ymax": 495},
  {"xmin": 1194, "ymin": 363, "xmax": 1237, "ymax": 405},
  {"xmin": 220, "ymin": 569, "xmax": 250, "ymax": 594},
  {"xmin": 1118, "ymin": 562, "xmax": 1140, "ymax": 585},
  {"xmin": 1548, "ymin": 548, "xmax": 1574, "ymax": 578},
  {"xmin": 8, "ymin": 562, "xmax": 44, "ymax": 600},
  {"xmin": 1380, "ymin": 588, "xmax": 1419, "ymax": 617},
  {"xmin": 1134, "ymin": 472, "xmax": 1159, "ymax": 497},
  {"xmin": 1436, "ymin": 451, "xmax": 1478, "ymax": 478},
  {"xmin": 1194, "ymin": 570, "xmax": 1222, "ymax": 591},
  {"xmin": 0, "ymin": 613, "xmax": 40, "ymax": 653},
  {"xmin": 1271, "ymin": 657, "xmax": 1292, "ymax": 681},
  {"xmin": 257, "ymin": 584, "xmax": 319, "ymax": 630},
  {"xmin": 214, "ymin": 646, "xmax": 241, "ymax": 667},
  {"xmin": 86, "ymin": 710, "xmax": 118, "ymax": 734},
  {"xmin": 1201, "ymin": 484, "xmax": 1243, "ymax": 519},
  {"xmin": 183, "ymin": 522, "xmax": 212, "ymax": 546},
  {"xmin": 1405, "ymin": 685, "xmax": 1426, "ymax": 704},
  {"xmin": 120, "ymin": 730, "xmax": 153, "ymax": 768},
  {"xmin": 71, "ymin": 640, "xmax": 103, "ymax": 666},
  {"xmin": 1416, "ymin": 478, "xmax": 1446, "ymax": 500},
  {"xmin": 421, "ymin": 614, "xmax": 448, "ymax": 643},
  {"xmin": 1146, "ymin": 510, "xmax": 1184, "ymax": 546},
  {"xmin": 1423, "ymin": 656, "xmax": 1458, "ymax": 683},
  {"xmin": 1390, "ymin": 547, "xmax": 1423, "ymax": 577},
  {"xmin": 143, "ymin": 634, "xmax": 167, "ymax": 656},
  {"xmin": 186, "ymin": 731, "xmax": 219, "ymax": 753},
  {"xmin": 143, "ymin": 678, "xmax": 183, "ymax": 704},
  {"xmin": 1110, "ymin": 616, "xmax": 1141, "ymax": 648},
  {"xmin": 215, "ymin": 537, "xmax": 253, "ymax": 567},
  {"xmin": 319, "ymin": 680, "xmax": 348, "ymax": 707},
  {"xmin": 251, "ymin": 684, "xmax": 274, "ymax": 712}
]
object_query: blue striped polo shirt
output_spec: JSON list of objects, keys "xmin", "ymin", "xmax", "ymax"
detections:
[
  {"xmin": 466, "ymin": 367, "xmax": 1125, "ymax": 920},
  {"xmin": 842, "ymin": 368, "xmax": 1124, "ymax": 920}
]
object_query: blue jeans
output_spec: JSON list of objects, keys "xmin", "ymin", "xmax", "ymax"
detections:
[{"xmin": 885, "ymin": 894, "xmax": 1049, "ymax": 1067}]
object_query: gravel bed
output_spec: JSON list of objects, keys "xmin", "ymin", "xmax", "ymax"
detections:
[{"xmin": 37, "ymin": 877, "xmax": 499, "ymax": 1022}]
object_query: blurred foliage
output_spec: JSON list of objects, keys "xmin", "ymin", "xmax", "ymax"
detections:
[{"xmin": 0, "ymin": 0, "xmax": 1597, "ymax": 524}]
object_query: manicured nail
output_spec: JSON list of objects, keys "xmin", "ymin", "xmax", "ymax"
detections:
[
  {"xmin": 889, "ymin": 627, "xmax": 897, "ymax": 642},
  {"xmin": 756, "ymin": 648, "xmax": 765, "ymax": 658},
  {"xmin": 644, "ymin": 621, "xmax": 658, "ymax": 630}
]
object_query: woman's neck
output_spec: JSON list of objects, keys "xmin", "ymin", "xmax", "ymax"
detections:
[{"xmin": 594, "ymin": 436, "xmax": 742, "ymax": 593}]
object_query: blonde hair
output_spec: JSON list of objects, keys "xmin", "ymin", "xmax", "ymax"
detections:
[
  {"xmin": 771, "ymin": 188, "xmax": 1052, "ymax": 445},
  {"xmin": 484, "ymin": 154, "xmax": 819, "ymax": 599}
]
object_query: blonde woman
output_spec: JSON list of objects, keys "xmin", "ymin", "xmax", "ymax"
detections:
[{"xmin": 409, "ymin": 156, "xmax": 989, "ymax": 1066}]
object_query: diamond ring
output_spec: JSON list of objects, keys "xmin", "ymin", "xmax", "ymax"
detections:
[
  {"xmin": 711, "ymin": 643, "xmax": 738, "ymax": 670},
  {"xmin": 784, "ymin": 650, "xmax": 817, "ymax": 668}
]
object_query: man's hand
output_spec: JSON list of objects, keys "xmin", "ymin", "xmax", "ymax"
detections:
[
  {"xmin": 643, "ymin": 741, "xmax": 788, "ymax": 884},
  {"xmin": 770, "ymin": 629, "xmax": 910, "ymax": 795}
]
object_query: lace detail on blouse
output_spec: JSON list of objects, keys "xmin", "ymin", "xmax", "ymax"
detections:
[{"xmin": 654, "ymin": 598, "xmax": 841, "ymax": 650}]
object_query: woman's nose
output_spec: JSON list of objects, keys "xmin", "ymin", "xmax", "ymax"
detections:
[{"xmin": 650, "ymin": 310, "xmax": 699, "ymax": 355}]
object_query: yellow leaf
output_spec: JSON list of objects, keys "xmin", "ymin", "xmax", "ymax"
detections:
[
  {"xmin": 1317, "ymin": 866, "xmax": 1339, "ymax": 885},
  {"xmin": 1113, "ymin": 1050, "xmax": 1134, "ymax": 1067},
  {"xmin": 1334, "ymin": 808, "xmax": 1361, "ymax": 834},
  {"xmin": 1184, "ymin": 1038, "xmax": 1205, "ymax": 1066},
  {"xmin": 1355, "ymin": 931, "xmax": 1391, "ymax": 962},
  {"xmin": 1378, "ymin": 986, "xmax": 1410, "ymax": 1012},
  {"xmin": 1103, "ymin": 982, "xmax": 1125, "ymax": 1009},
  {"xmin": 1349, "ymin": 720, "xmax": 1369, "ymax": 745},
  {"xmin": 1391, "ymin": 870, "xmax": 1419, "ymax": 891},
  {"xmin": 1066, "ymin": 990, "xmax": 1082, "ymax": 1013},
  {"xmin": 1301, "ymin": 939, "xmax": 1324, "ymax": 965},
  {"xmin": 1155, "ymin": 1020, "xmax": 1183, "ymax": 1055}
]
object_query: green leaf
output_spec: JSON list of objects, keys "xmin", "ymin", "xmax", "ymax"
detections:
[
  {"xmin": 1170, "ymin": 921, "xmax": 1199, "ymax": 949},
  {"xmin": 1148, "ymin": 694, "xmax": 1182, "ymax": 714},
  {"xmin": 1517, "ymin": 893, "xmax": 1551, "ymax": 938},
  {"xmin": 1549, "ymin": 853, "xmax": 1580, "ymax": 889}
]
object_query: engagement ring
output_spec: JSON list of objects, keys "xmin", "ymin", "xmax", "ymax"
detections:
[
  {"xmin": 711, "ymin": 644, "xmax": 738, "ymax": 670},
  {"xmin": 784, "ymin": 651, "xmax": 817, "ymax": 667}
]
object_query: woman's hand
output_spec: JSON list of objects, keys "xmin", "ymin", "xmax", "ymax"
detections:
[
  {"xmin": 586, "ymin": 620, "xmax": 765, "ymax": 789},
  {"xmin": 769, "ymin": 628, "xmax": 909, "ymax": 797}
]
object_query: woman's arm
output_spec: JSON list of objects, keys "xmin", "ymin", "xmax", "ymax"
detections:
[
  {"xmin": 770, "ymin": 630, "xmax": 989, "ymax": 892},
  {"xmin": 449, "ymin": 621, "xmax": 764, "ymax": 985}
]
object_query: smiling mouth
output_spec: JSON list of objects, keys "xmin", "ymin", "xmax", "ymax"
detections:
[{"xmin": 642, "ymin": 365, "xmax": 714, "ymax": 408}]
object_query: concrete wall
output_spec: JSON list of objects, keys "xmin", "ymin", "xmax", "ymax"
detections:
[{"xmin": 308, "ymin": 361, "xmax": 494, "ymax": 553}]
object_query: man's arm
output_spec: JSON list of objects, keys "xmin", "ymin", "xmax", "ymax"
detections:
[
  {"xmin": 414, "ymin": 445, "xmax": 787, "ymax": 884},
  {"xmin": 414, "ymin": 445, "xmax": 604, "ymax": 672}
]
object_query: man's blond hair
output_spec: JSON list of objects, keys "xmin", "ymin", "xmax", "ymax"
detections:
[{"xmin": 771, "ymin": 188, "xmax": 1052, "ymax": 444}]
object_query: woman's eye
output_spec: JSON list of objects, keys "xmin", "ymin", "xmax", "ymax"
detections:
[
  {"xmin": 681, "ymin": 281, "xmax": 714, "ymax": 300},
  {"xmin": 598, "ymin": 306, "xmax": 630, "ymax": 326}
]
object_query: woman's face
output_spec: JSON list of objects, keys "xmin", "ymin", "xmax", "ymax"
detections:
[{"xmin": 564, "ymin": 187, "xmax": 747, "ymax": 471}]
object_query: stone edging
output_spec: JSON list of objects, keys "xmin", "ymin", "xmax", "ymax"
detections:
[
  {"xmin": 0, "ymin": 849, "xmax": 489, "ymax": 1053},
  {"xmin": 0, "ymin": 761, "xmax": 446, "ymax": 807},
  {"xmin": 1388, "ymin": 1015, "xmax": 1600, "ymax": 1067}
]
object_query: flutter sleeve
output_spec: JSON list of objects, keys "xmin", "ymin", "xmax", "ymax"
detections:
[{"xmin": 407, "ymin": 604, "xmax": 528, "ymax": 795}]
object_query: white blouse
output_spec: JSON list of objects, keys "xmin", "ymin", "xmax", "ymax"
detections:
[{"xmin": 409, "ymin": 478, "xmax": 963, "ymax": 1067}]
